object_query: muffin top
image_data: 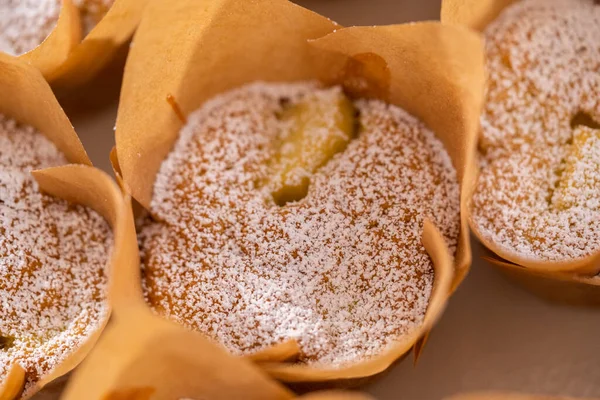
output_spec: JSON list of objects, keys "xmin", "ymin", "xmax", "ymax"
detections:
[
  {"xmin": 470, "ymin": 0, "xmax": 600, "ymax": 263},
  {"xmin": 0, "ymin": 115, "xmax": 111, "ymax": 395},
  {"xmin": 140, "ymin": 82, "xmax": 460, "ymax": 367}
]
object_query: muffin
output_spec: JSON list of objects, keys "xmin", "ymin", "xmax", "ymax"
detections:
[
  {"xmin": 442, "ymin": 0, "xmax": 600, "ymax": 304},
  {"xmin": 114, "ymin": 0, "xmax": 484, "ymax": 385},
  {"xmin": 138, "ymin": 82, "xmax": 461, "ymax": 367},
  {"xmin": 0, "ymin": 115, "xmax": 111, "ymax": 398},
  {"xmin": 0, "ymin": 54, "xmax": 129, "ymax": 399}
]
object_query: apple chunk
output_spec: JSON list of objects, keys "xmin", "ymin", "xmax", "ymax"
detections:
[{"xmin": 270, "ymin": 88, "xmax": 355, "ymax": 205}]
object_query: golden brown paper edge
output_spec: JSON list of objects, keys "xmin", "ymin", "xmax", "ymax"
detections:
[
  {"xmin": 308, "ymin": 23, "xmax": 485, "ymax": 293},
  {"xmin": 440, "ymin": 0, "xmax": 518, "ymax": 31},
  {"xmin": 114, "ymin": 0, "xmax": 484, "ymax": 384},
  {"xmin": 470, "ymin": 218, "xmax": 600, "ymax": 276},
  {"xmin": 299, "ymin": 392, "xmax": 375, "ymax": 400},
  {"xmin": 61, "ymin": 306, "xmax": 296, "ymax": 400},
  {"xmin": 482, "ymin": 255, "xmax": 600, "ymax": 307},
  {"xmin": 48, "ymin": 0, "xmax": 148, "ymax": 89},
  {"xmin": 115, "ymin": 0, "xmax": 341, "ymax": 209},
  {"xmin": 62, "ymin": 264, "xmax": 374, "ymax": 399},
  {"xmin": 0, "ymin": 54, "xmax": 90, "ymax": 165},
  {"xmin": 0, "ymin": 366, "xmax": 25, "ymax": 400},
  {"xmin": 288, "ymin": 22, "xmax": 484, "ymax": 374},
  {"xmin": 17, "ymin": 0, "xmax": 81, "ymax": 80},
  {"xmin": 442, "ymin": 0, "xmax": 600, "ymax": 277},
  {"xmin": 260, "ymin": 219, "xmax": 453, "ymax": 382}
]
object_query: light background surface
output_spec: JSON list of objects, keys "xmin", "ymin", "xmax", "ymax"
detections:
[{"xmin": 34, "ymin": 0, "xmax": 600, "ymax": 398}]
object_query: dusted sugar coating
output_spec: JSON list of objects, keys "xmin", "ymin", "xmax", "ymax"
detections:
[
  {"xmin": 139, "ymin": 82, "xmax": 460, "ymax": 367},
  {"xmin": 0, "ymin": 115, "xmax": 111, "ymax": 395},
  {"xmin": 470, "ymin": 0, "xmax": 600, "ymax": 263},
  {"xmin": 0, "ymin": 0, "xmax": 61, "ymax": 56}
]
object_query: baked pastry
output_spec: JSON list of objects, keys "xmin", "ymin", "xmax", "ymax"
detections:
[
  {"xmin": 0, "ymin": 114, "xmax": 112, "ymax": 397},
  {"xmin": 0, "ymin": 0, "xmax": 115, "ymax": 56},
  {"xmin": 138, "ymin": 82, "xmax": 461, "ymax": 366},
  {"xmin": 115, "ymin": 0, "xmax": 484, "ymax": 384},
  {"xmin": 469, "ymin": 0, "xmax": 600, "ymax": 269}
]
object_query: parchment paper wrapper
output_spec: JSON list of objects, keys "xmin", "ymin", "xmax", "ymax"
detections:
[
  {"xmin": 14, "ymin": 0, "xmax": 147, "ymax": 90},
  {"xmin": 60, "ymin": 304, "xmax": 376, "ymax": 400},
  {"xmin": 445, "ymin": 392, "xmax": 599, "ymax": 400},
  {"xmin": 441, "ymin": 0, "xmax": 600, "ymax": 306},
  {"xmin": 0, "ymin": 54, "xmax": 130, "ymax": 399},
  {"xmin": 113, "ymin": 0, "xmax": 485, "ymax": 386}
]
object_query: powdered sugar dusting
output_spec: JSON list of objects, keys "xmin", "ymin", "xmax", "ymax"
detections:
[
  {"xmin": 0, "ymin": 115, "xmax": 111, "ymax": 394},
  {"xmin": 139, "ymin": 82, "xmax": 460, "ymax": 367},
  {"xmin": 0, "ymin": 0, "xmax": 60, "ymax": 56},
  {"xmin": 471, "ymin": 0, "xmax": 600, "ymax": 262}
]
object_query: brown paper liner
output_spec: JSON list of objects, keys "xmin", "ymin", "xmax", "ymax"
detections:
[
  {"xmin": 60, "ymin": 305, "xmax": 374, "ymax": 400},
  {"xmin": 13, "ymin": 0, "xmax": 147, "ymax": 89},
  {"xmin": 0, "ymin": 56, "xmax": 130, "ymax": 399},
  {"xmin": 441, "ymin": 0, "xmax": 600, "ymax": 302},
  {"xmin": 483, "ymin": 255, "xmax": 600, "ymax": 307},
  {"xmin": 48, "ymin": 0, "xmax": 148, "ymax": 90},
  {"xmin": 17, "ymin": 0, "xmax": 82, "ymax": 80},
  {"xmin": 113, "ymin": 0, "xmax": 485, "ymax": 386},
  {"xmin": 445, "ymin": 392, "xmax": 599, "ymax": 400},
  {"xmin": 0, "ymin": 367, "xmax": 25, "ymax": 400},
  {"xmin": 300, "ymin": 392, "xmax": 375, "ymax": 400},
  {"xmin": 440, "ymin": 0, "xmax": 518, "ymax": 31},
  {"xmin": 0, "ymin": 53, "xmax": 89, "ymax": 165}
]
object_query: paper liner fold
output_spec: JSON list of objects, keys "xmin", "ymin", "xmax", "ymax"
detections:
[
  {"xmin": 0, "ymin": 53, "xmax": 89, "ymax": 165},
  {"xmin": 440, "ymin": 0, "xmax": 518, "ymax": 31},
  {"xmin": 445, "ymin": 392, "xmax": 599, "ymax": 400},
  {"xmin": 441, "ymin": 0, "xmax": 600, "ymax": 304},
  {"xmin": 0, "ymin": 57, "xmax": 130, "ymax": 399},
  {"xmin": 11, "ymin": 0, "xmax": 147, "ymax": 89},
  {"xmin": 484, "ymin": 255, "xmax": 600, "ymax": 307},
  {"xmin": 309, "ymin": 23, "xmax": 485, "ymax": 290},
  {"xmin": 48, "ymin": 0, "xmax": 148, "ymax": 90},
  {"xmin": 114, "ymin": 0, "xmax": 485, "ymax": 386},
  {"xmin": 0, "ymin": 366, "xmax": 24, "ymax": 400},
  {"xmin": 300, "ymin": 393, "xmax": 375, "ymax": 400},
  {"xmin": 60, "ymin": 305, "xmax": 374, "ymax": 400},
  {"xmin": 258, "ymin": 219, "xmax": 453, "ymax": 384},
  {"xmin": 17, "ymin": 0, "xmax": 82, "ymax": 80}
]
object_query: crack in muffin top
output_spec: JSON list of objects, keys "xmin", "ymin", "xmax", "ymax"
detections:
[{"xmin": 470, "ymin": 0, "xmax": 600, "ymax": 263}]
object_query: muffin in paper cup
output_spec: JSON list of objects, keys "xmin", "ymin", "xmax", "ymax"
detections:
[
  {"xmin": 0, "ymin": 54, "xmax": 132, "ymax": 399},
  {"xmin": 442, "ymin": 0, "xmax": 600, "ymax": 306},
  {"xmin": 112, "ymin": 0, "xmax": 485, "ymax": 387},
  {"xmin": 0, "ymin": 0, "xmax": 147, "ymax": 90}
]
